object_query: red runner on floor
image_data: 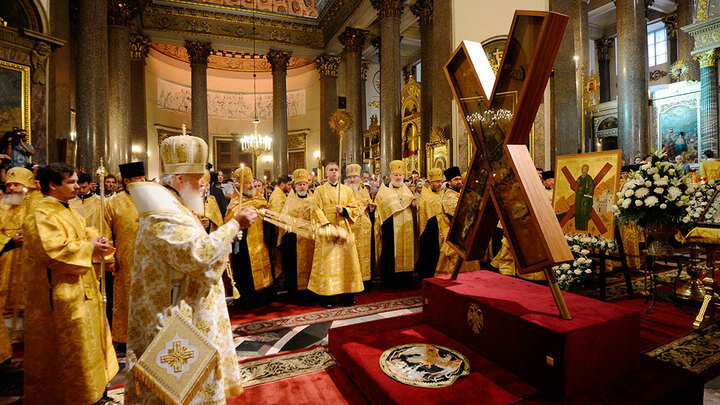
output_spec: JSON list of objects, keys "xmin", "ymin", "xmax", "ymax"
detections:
[{"xmin": 612, "ymin": 295, "xmax": 696, "ymax": 351}]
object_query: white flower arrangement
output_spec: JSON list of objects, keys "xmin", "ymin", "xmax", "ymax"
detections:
[
  {"xmin": 554, "ymin": 233, "xmax": 618, "ymax": 291},
  {"xmin": 681, "ymin": 179, "xmax": 720, "ymax": 227}
]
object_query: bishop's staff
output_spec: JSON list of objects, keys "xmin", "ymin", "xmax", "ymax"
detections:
[
  {"xmin": 329, "ymin": 109, "xmax": 353, "ymax": 225},
  {"xmin": 95, "ymin": 159, "xmax": 110, "ymax": 360}
]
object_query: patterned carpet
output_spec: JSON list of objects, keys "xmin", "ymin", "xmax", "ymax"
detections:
[{"xmin": 647, "ymin": 324, "xmax": 720, "ymax": 377}]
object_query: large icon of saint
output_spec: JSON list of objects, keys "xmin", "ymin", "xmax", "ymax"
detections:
[{"xmin": 574, "ymin": 164, "xmax": 595, "ymax": 231}]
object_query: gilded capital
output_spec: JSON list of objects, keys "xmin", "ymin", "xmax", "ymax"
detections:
[
  {"xmin": 370, "ymin": 0, "xmax": 406, "ymax": 19},
  {"xmin": 360, "ymin": 59, "xmax": 371, "ymax": 80},
  {"xmin": 267, "ymin": 49, "xmax": 292, "ymax": 72},
  {"xmin": 662, "ymin": 13, "xmax": 677, "ymax": 38},
  {"xmin": 129, "ymin": 33, "xmax": 150, "ymax": 59},
  {"xmin": 595, "ymin": 37, "xmax": 614, "ymax": 61},
  {"xmin": 698, "ymin": 0, "xmax": 708, "ymax": 21},
  {"xmin": 694, "ymin": 49, "xmax": 718, "ymax": 68},
  {"xmin": 107, "ymin": 0, "xmax": 138, "ymax": 27},
  {"xmin": 315, "ymin": 54, "xmax": 340, "ymax": 77},
  {"xmin": 339, "ymin": 27, "xmax": 369, "ymax": 53},
  {"xmin": 402, "ymin": 65, "xmax": 416, "ymax": 84},
  {"xmin": 410, "ymin": 0, "xmax": 433, "ymax": 26},
  {"xmin": 185, "ymin": 41, "xmax": 212, "ymax": 65}
]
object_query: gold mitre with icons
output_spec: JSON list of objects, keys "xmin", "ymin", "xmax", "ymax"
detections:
[
  {"xmin": 346, "ymin": 164, "xmax": 362, "ymax": 177},
  {"xmin": 6, "ymin": 167, "xmax": 34, "ymax": 188},
  {"xmin": 390, "ymin": 160, "xmax": 405, "ymax": 175},
  {"xmin": 233, "ymin": 166, "xmax": 254, "ymax": 183},
  {"xmin": 160, "ymin": 135, "xmax": 208, "ymax": 175},
  {"xmin": 134, "ymin": 309, "xmax": 218, "ymax": 405},
  {"xmin": 428, "ymin": 167, "xmax": 443, "ymax": 182},
  {"xmin": 292, "ymin": 168, "xmax": 311, "ymax": 183}
]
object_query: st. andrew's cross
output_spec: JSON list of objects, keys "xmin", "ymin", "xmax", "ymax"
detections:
[
  {"xmin": 558, "ymin": 162, "xmax": 613, "ymax": 234},
  {"xmin": 443, "ymin": 11, "xmax": 573, "ymax": 319}
]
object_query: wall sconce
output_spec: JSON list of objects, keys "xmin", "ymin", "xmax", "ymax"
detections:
[
  {"xmin": 262, "ymin": 155, "xmax": 273, "ymax": 163},
  {"xmin": 132, "ymin": 145, "xmax": 141, "ymax": 154}
]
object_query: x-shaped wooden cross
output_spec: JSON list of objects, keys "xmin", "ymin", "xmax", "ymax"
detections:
[
  {"xmin": 444, "ymin": 11, "xmax": 573, "ymax": 319},
  {"xmin": 559, "ymin": 162, "xmax": 613, "ymax": 234}
]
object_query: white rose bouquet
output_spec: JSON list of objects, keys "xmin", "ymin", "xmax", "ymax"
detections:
[
  {"xmin": 681, "ymin": 179, "xmax": 720, "ymax": 227},
  {"xmin": 552, "ymin": 233, "xmax": 616, "ymax": 291}
]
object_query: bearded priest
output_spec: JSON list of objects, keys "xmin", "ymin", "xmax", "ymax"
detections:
[
  {"xmin": 225, "ymin": 166, "xmax": 274, "ymax": 309},
  {"xmin": 415, "ymin": 167, "xmax": 444, "ymax": 279},
  {"xmin": 436, "ymin": 166, "xmax": 464, "ymax": 276},
  {"xmin": 125, "ymin": 135, "xmax": 257, "ymax": 404},
  {"xmin": 278, "ymin": 169, "xmax": 315, "ymax": 298},
  {"xmin": 374, "ymin": 160, "xmax": 417, "ymax": 287},
  {"xmin": 345, "ymin": 163, "xmax": 374, "ymax": 289},
  {"xmin": 309, "ymin": 162, "xmax": 364, "ymax": 308}
]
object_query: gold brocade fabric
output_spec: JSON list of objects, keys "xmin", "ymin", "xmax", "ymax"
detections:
[
  {"xmin": 204, "ymin": 195, "xmax": 224, "ymax": 231},
  {"xmin": 375, "ymin": 184, "xmax": 416, "ymax": 273},
  {"xmin": 685, "ymin": 226, "xmax": 720, "ymax": 244},
  {"xmin": 619, "ymin": 221, "xmax": 643, "ymax": 270},
  {"xmin": 0, "ymin": 201, "xmax": 26, "ymax": 362},
  {"xmin": 69, "ymin": 194, "xmax": 103, "ymax": 231},
  {"xmin": 417, "ymin": 187, "xmax": 442, "ymax": 237},
  {"xmin": 126, "ymin": 182, "xmax": 243, "ymax": 404},
  {"xmin": 268, "ymin": 187, "xmax": 287, "ymax": 213},
  {"xmin": 225, "ymin": 192, "xmax": 273, "ymax": 291},
  {"xmin": 280, "ymin": 192, "xmax": 316, "ymax": 289},
  {"xmin": 436, "ymin": 189, "xmax": 463, "ymax": 275},
  {"xmin": 267, "ymin": 188, "xmax": 286, "ymax": 284},
  {"xmin": 22, "ymin": 197, "xmax": 118, "ymax": 405},
  {"xmin": 701, "ymin": 160, "xmax": 720, "ymax": 181},
  {"xmin": 308, "ymin": 183, "xmax": 364, "ymax": 295},
  {"xmin": 103, "ymin": 191, "xmax": 138, "ymax": 343},
  {"xmin": 352, "ymin": 186, "xmax": 373, "ymax": 281}
]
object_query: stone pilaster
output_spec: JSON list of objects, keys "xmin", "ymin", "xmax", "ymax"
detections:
[
  {"xmin": 129, "ymin": 33, "xmax": 149, "ymax": 166},
  {"xmin": 370, "ymin": 0, "xmax": 405, "ymax": 175},
  {"xmin": 411, "ymin": 0, "xmax": 433, "ymax": 175},
  {"xmin": 616, "ymin": 0, "xmax": 650, "ymax": 161},
  {"xmin": 361, "ymin": 59, "xmax": 370, "ymax": 130},
  {"xmin": 663, "ymin": 13, "xmax": 678, "ymax": 65},
  {"xmin": 76, "ymin": 0, "xmax": 109, "ymax": 171},
  {"xmin": 696, "ymin": 49, "xmax": 719, "ymax": 155},
  {"xmin": 340, "ymin": 27, "xmax": 368, "ymax": 165},
  {"xmin": 185, "ymin": 41, "xmax": 212, "ymax": 143},
  {"xmin": 316, "ymin": 54, "xmax": 340, "ymax": 165},
  {"xmin": 596, "ymin": 38, "xmax": 614, "ymax": 103},
  {"xmin": 267, "ymin": 49, "xmax": 292, "ymax": 177},
  {"xmin": 107, "ymin": 0, "xmax": 137, "ymax": 173}
]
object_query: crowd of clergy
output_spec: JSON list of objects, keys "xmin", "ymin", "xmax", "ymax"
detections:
[{"xmin": 0, "ymin": 133, "xmax": 475, "ymax": 404}]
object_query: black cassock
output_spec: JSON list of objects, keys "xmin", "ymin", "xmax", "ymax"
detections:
[
  {"xmin": 415, "ymin": 217, "xmax": 440, "ymax": 279},
  {"xmin": 379, "ymin": 216, "xmax": 414, "ymax": 287}
]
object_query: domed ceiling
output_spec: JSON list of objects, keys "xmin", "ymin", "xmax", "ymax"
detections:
[{"xmin": 193, "ymin": 0, "xmax": 318, "ymax": 18}]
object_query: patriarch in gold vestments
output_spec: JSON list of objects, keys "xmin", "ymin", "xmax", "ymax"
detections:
[
  {"xmin": 346, "ymin": 163, "xmax": 374, "ymax": 286},
  {"xmin": 436, "ymin": 166, "xmax": 466, "ymax": 276},
  {"xmin": 375, "ymin": 160, "xmax": 417, "ymax": 287},
  {"xmin": 309, "ymin": 162, "xmax": 364, "ymax": 308},
  {"xmin": 23, "ymin": 163, "xmax": 118, "ymax": 404},
  {"xmin": 0, "ymin": 167, "xmax": 36, "ymax": 362},
  {"xmin": 278, "ymin": 169, "xmax": 315, "ymax": 296},
  {"xmin": 103, "ymin": 161, "xmax": 145, "ymax": 344},
  {"xmin": 125, "ymin": 136, "xmax": 258, "ymax": 404},
  {"xmin": 415, "ymin": 167, "xmax": 444, "ymax": 279},
  {"xmin": 225, "ymin": 166, "xmax": 274, "ymax": 309}
]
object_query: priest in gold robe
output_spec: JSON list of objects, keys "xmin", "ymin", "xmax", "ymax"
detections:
[
  {"xmin": 202, "ymin": 170, "xmax": 224, "ymax": 232},
  {"xmin": 103, "ymin": 161, "xmax": 144, "ymax": 347},
  {"xmin": 23, "ymin": 163, "xmax": 118, "ymax": 404},
  {"xmin": 125, "ymin": 135, "xmax": 258, "ymax": 404},
  {"xmin": 415, "ymin": 167, "xmax": 444, "ymax": 279},
  {"xmin": 278, "ymin": 169, "xmax": 315, "ymax": 298},
  {"xmin": 309, "ymin": 162, "xmax": 364, "ymax": 308},
  {"xmin": 268, "ymin": 175, "xmax": 291, "ymax": 212},
  {"xmin": 375, "ymin": 160, "xmax": 417, "ymax": 287},
  {"xmin": 0, "ymin": 167, "xmax": 35, "ymax": 363},
  {"xmin": 436, "ymin": 166, "xmax": 464, "ymax": 276},
  {"xmin": 266, "ymin": 175, "xmax": 291, "ymax": 287},
  {"xmin": 69, "ymin": 171, "xmax": 103, "ymax": 228},
  {"xmin": 345, "ymin": 163, "xmax": 374, "ymax": 289},
  {"xmin": 225, "ymin": 166, "xmax": 274, "ymax": 309}
]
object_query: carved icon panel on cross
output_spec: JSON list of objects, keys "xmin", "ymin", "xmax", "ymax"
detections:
[{"xmin": 444, "ymin": 11, "xmax": 573, "ymax": 317}]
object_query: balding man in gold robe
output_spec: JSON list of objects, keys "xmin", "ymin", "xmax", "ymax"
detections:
[
  {"xmin": 225, "ymin": 166, "xmax": 274, "ymax": 309},
  {"xmin": 375, "ymin": 160, "xmax": 416, "ymax": 287},
  {"xmin": 415, "ymin": 167, "xmax": 444, "ymax": 279},
  {"xmin": 345, "ymin": 163, "xmax": 374, "ymax": 289}
]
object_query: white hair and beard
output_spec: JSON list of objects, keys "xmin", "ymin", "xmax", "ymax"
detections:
[
  {"xmin": 2, "ymin": 190, "xmax": 25, "ymax": 206},
  {"xmin": 390, "ymin": 179, "xmax": 404, "ymax": 188},
  {"xmin": 296, "ymin": 189, "xmax": 308, "ymax": 197},
  {"xmin": 348, "ymin": 182, "xmax": 360, "ymax": 192},
  {"xmin": 179, "ymin": 181, "xmax": 205, "ymax": 214},
  {"xmin": 244, "ymin": 187, "xmax": 257, "ymax": 197}
]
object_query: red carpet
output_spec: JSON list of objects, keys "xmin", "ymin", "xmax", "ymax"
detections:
[
  {"xmin": 613, "ymin": 295, "xmax": 696, "ymax": 351},
  {"xmin": 231, "ymin": 366, "xmax": 368, "ymax": 405}
]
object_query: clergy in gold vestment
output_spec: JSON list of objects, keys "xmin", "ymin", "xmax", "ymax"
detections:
[
  {"xmin": 278, "ymin": 169, "xmax": 315, "ymax": 297},
  {"xmin": 23, "ymin": 163, "xmax": 118, "ymax": 404},
  {"xmin": 0, "ymin": 167, "xmax": 35, "ymax": 363},
  {"xmin": 436, "ymin": 167, "xmax": 466, "ymax": 276},
  {"xmin": 225, "ymin": 166, "xmax": 274, "ymax": 309},
  {"xmin": 375, "ymin": 160, "xmax": 417, "ymax": 287},
  {"xmin": 266, "ymin": 175, "xmax": 291, "ymax": 287},
  {"xmin": 69, "ymin": 171, "xmax": 103, "ymax": 230},
  {"xmin": 415, "ymin": 168, "xmax": 444, "ymax": 279},
  {"xmin": 345, "ymin": 164, "xmax": 374, "ymax": 287},
  {"xmin": 125, "ymin": 136, "xmax": 258, "ymax": 404},
  {"xmin": 103, "ymin": 161, "xmax": 145, "ymax": 344},
  {"xmin": 309, "ymin": 162, "xmax": 364, "ymax": 308}
]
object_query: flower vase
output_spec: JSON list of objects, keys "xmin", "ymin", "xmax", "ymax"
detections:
[{"xmin": 644, "ymin": 224, "xmax": 677, "ymax": 257}]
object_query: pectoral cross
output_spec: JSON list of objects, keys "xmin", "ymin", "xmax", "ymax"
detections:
[{"xmin": 444, "ymin": 11, "xmax": 573, "ymax": 319}]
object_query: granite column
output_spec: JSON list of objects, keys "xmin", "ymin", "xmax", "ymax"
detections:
[
  {"xmin": 411, "ymin": 0, "xmax": 433, "ymax": 175},
  {"xmin": 185, "ymin": 41, "xmax": 212, "ymax": 144},
  {"xmin": 616, "ymin": 0, "xmax": 649, "ymax": 161},
  {"xmin": 267, "ymin": 50, "xmax": 291, "ymax": 177},
  {"xmin": 595, "ymin": 38, "xmax": 613, "ymax": 103},
  {"xmin": 697, "ymin": 50, "xmax": 719, "ymax": 155},
  {"xmin": 129, "ymin": 33, "xmax": 149, "ymax": 166},
  {"xmin": 316, "ymin": 55, "xmax": 340, "ymax": 166},
  {"xmin": 361, "ymin": 59, "xmax": 370, "ymax": 132},
  {"xmin": 340, "ymin": 28, "xmax": 368, "ymax": 166},
  {"xmin": 371, "ymin": 0, "xmax": 405, "ymax": 175},
  {"xmin": 678, "ymin": 0, "xmax": 700, "ymax": 81},
  {"xmin": 431, "ymin": 0, "xmax": 452, "ymax": 158},
  {"xmin": 573, "ymin": 0, "xmax": 590, "ymax": 153}
]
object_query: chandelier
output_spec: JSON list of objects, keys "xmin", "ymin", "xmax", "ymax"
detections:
[{"xmin": 240, "ymin": 0, "xmax": 272, "ymax": 159}]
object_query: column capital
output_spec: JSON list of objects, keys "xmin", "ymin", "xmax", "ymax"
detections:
[
  {"xmin": 129, "ymin": 33, "xmax": 150, "ymax": 59},
  {"xmin": 410, "ymin": 0, "xmax": 433, "ymax": 26},
  {"xmin": 370, "ymin": 0, "xmax": 406, "ymax": 19},
  {"xmin": 694, "ymin": 49, "xmax": 718, "ymax": 68},
  {"xmin": 339, "ymin": 27, "xmax": 369, "ymax": 53},
  {"xmin": 267, "ymin": 49, "xmax": 292, "ymax": 72},
  {"xmin": 360, "ymin": 59, "xmax": 371, "ymax": 80},
  {"xmin": 662, "ymin": 13, "xmax": 677, "ymax": 38},
  {"xmin": 185, "ymin": 41, "xmax": 212, "ymax": 65},
  {"xmin": 595, "ymin": 37, "xmax": 614, "ymax": 61},
  {"xmin": 315, "ymin": 54, "xmax": 340, "ymax": 77},
  {"xmin": 107, "ymin": 0, "xmax": 137, "ymax": 27},
  {"xmin": 402, "ymin": 65, "xmax": 416, "ymax": 84}
]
